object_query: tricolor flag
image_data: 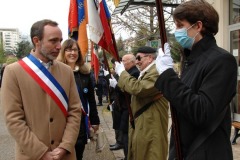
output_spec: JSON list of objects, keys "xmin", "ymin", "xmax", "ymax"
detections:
[
  {"xmin": 87, "ymin": 0, "xmax": 118, "ymax": 60},
  {"xmin": 98, "ymin": 0, "xmax": 119, "ymax": 60},
  {"xmin": 68, "ymin": 0, "xmax": 88, "ymax": 59},
  {"xmin": 69, "ymin": 0, "xmax": 119, "ymax": 61},
  {"xmin": 87, "ymin": 0, "xmax": 104, "ymax": 44}
]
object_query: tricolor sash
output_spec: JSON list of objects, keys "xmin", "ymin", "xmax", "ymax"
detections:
[{"xmin": 18, "ymin": 54, "xmax": 68, "ymax": 117}]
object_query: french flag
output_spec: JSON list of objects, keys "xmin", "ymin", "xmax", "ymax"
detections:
[
  {"xmin": 87, "ymin": 0, "xmax": 118, "ymax": 60},
  {"xmin": 87, "ymin": 0, "xmax": 104, "ymax": 44}
]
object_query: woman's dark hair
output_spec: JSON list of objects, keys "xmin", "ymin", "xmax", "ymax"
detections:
[{"xmin": 173, "ymin": 0, "xmax": 219, "ymax": 36}]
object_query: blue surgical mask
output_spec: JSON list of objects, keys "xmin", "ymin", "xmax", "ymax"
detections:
[{"xmin": 174, "ymin": 24, "xmax": 199, "ymax": 49}]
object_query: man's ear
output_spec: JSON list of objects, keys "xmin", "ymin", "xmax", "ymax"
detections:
[{"xmin": 32, "ymin": 36, "xmax": 40, "ymax": 46}]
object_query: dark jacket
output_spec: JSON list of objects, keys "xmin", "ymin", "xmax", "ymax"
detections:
[
  {"xmin": 74, "ymin": 67, "xmax": 100, "ymax": 145},
  {"xmin": 108, "ymin": 66, "xmax": 140, "ymax": 132},
  {"xmin": 117, "ymin": 65, "xmax": 140, "ymax": 133},
  {"xmin": 155, "ymin": 35, "xmax": 237, "ymax": 160}
]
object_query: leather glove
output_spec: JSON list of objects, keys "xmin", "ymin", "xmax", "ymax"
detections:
[
  {"xmin": 109, "ymin": 75, "xmax": 117, "ymax": 88},
  {"xmin": 103, "ymin": 69, "xmax": 109, "ymax": 76},
  {"xmin": 156, "ymin": 42, "xmax": 173, "ymax": 74},
  {"xmin": 114, "ymin": 62, "xmax": 125, "ymax": 76}
]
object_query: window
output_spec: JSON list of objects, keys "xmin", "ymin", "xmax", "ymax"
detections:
[{"xmin": 230, "ymin": 0, "xmax": 240, "ymax": 25}]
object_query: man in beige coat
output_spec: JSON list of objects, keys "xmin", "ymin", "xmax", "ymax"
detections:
[
  {"xmin": 1, "ymin": 19, "xmax": 81, "ymax": 160},
  {"xmin": 113, "ymin": 46, "xmax": 169, "ymax": 160}
]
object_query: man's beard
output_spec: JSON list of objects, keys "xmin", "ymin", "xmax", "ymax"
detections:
[{"xmin": 40, "ymin": 48, "xmax": 56, "ymax": 61}]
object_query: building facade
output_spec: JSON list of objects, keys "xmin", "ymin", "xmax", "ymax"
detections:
[
  {"xmin": 0, "ymin": 28, "xmax": 21, "ymax": 53},
  {"xmin": 210, "ymin": 0, "xmax": 240, "ymax": 121}
]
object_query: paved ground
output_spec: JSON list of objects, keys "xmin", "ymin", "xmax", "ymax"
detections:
[
  {"xmin": 0, "ymin": 103, "xmax": 15, "ymax": 160},
  {"xmin": 82, "ymin": 105, "xmax": 124, "ymax": 160},
  {"xmin": 0, "ymin": 93, "xmax": 240, "ymax": 160}
]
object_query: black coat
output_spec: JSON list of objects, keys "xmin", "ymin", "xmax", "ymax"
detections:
[
  {"xmin": 74, "ymin": 71, "xmax": 100, "ymax": 144},
  {"xmin": 155, "ymin": 35, "xmax": 237, "ymax": 160}
]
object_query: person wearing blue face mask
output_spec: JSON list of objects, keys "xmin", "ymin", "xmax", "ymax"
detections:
[
  {"xmin": 174, "ymin": 23, "xmax": 199, "ymax": 49},
  {"xmin": 155, "ymin": 0, "xmax": 237, "ymax": 160}
]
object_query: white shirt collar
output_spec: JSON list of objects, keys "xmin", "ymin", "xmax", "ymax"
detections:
[
  {"xmin": 138, "ymin": 60, "xmax": 155, "ymax": 79},
  {"xmin": 39, "ymin": 59, "xmax": 52, "ymax": 69}
]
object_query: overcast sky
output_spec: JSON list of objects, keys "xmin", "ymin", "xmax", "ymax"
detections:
[
  {"xmin": 0, "ymin": 0, "xmax": 70, "ymax": 40},
  {"xmin": 0, "ymin": 0, "xmax": 129, "ymax": 42}
]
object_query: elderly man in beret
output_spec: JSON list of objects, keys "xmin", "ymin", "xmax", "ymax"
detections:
[{"xmin": 110, "ymin": 46, "xmax": 169, "ymax": 160}]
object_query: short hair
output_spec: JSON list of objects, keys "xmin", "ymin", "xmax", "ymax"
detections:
[
  {"xmin": 30, "ymin": 19, "xmax": 58, "ymax": 46},
  {"xmin": 122, "ymin": 54, "xmax": 136, "ymax": 63},
  {"xmin": 173, "ymin": 0, "xmax": 219, "ymax": 36},
  {"xmin": 129, "ymin": 54, "xmax": 136, "ymax": 62},
  {"xmin": 58, "ymin": 39, "xmax": 84, "ymax": 66}
]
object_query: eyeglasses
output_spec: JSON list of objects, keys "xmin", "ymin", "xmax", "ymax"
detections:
[
  {"xmin": 136, "ymin": 55, "xmax": 149, "ymax": 61},
  {"xmin": 65, "ymin": 48, "xmax": 78, "ymax": 53}
]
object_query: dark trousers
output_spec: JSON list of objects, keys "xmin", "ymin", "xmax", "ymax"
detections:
[
  {"xmin": 122, "ymin": 132, "xmax": 128, "ymax": 160},
  {"xmin": 75, "ymin": 140, "xmax": 86, "ymax": 160},
  {"xmin": 115, "ymin": 129, "xmax": 123, "ymax": 144},
  {"xmin": 98, "ymin": 95, "xmax": 102, "ymax": 104}
]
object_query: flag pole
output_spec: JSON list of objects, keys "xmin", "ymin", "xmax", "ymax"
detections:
[
  {"xmin": 102, "ymin": 50, "xmax": 113, "ymax": 105},
  {"xmin": 110, "ymin": 29, "xmax": 120, "ymax": 62},
  {"xmin": 100, "ymin": 0, "xmax": 135, "ymax": 129},
  {"xmin": 106, "ymin": 14, "xmax": 136, "ymax": 129},
  {"xmin": 103, "ymin": 50, "xmax": 111, "ymax": 74},
  {"xmin": 155, "ymin": 0, "xmax": 183, "ymax": 159}
]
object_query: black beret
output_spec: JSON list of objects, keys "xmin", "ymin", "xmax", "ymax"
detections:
[{"xmin": 137, "ymin": 46, "xmax": 157, "ymax": 54}]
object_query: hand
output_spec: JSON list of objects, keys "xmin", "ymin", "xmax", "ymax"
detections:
[
  {"xmin": 109, "ymin": 75, "xmax": 117, "ymax": 88},
  {"xmin": 103, "ymin": 69, "xmax": 109, "ymax": 76},
  {"xmin": 52, "ymin": 147, "xmax": 67, "ymax": 160},
  {"xmin": 92, "ymin": 125, "xmax": 99, "ymax": 133},
  {"xmin": 114, "ymin": 62, "xmax": 125, "ymax": 76},
  {"xmin": 51, "ymin": 147, "xmax": 67, "ymax": 160},
  {"xmin": 40, "ymin": 151, "xmax": 53, "ymax": 160},
  {"xmin": 156, "ymin": 42, "xmax": 173, "ymax": 74}
]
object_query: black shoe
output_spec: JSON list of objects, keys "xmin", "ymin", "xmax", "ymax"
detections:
[
  {"xmin": 109, "ymin": 144, "xmax": 115, "ymax": 147},
  {"xmin": 109, "ymin": 143, "xmax": 123, "ymax": 150},
  {"xmin": 109, "ymin": 142, "xmax": 119, "ymax": 147}
]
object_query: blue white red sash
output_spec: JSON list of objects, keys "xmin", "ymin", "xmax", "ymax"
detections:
[{"xmin": 18, "ymin": 54, "xmax": 68, "ymax": 117}]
